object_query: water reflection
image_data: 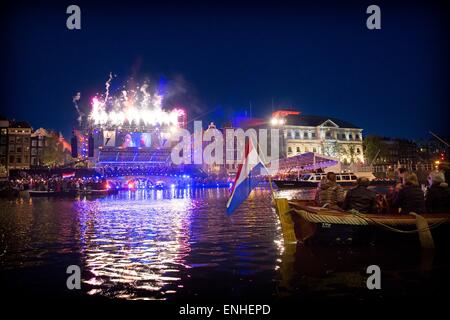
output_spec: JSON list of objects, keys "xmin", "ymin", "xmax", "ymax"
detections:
[
  {"xmin": 76, "ymin": 191, "xmax": 193, "ymax": 300},
  {"xmin": 74, "ymin": 188, "xmax": 281, "ymax": 300},
  {"xmin": 2, "ymin": 187, "xmax": 446, "ymax": 301}
]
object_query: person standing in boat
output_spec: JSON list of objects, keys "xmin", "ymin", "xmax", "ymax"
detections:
[
  {"xmin": 425, "ymin": 171, "xmax": 450, "ymax": 213},
  {"xmin": 393, "ymin": 172, "xmax": 426, "ymax": 214},
  {"xmin": 342, "ymin": 177, "xmax": 378, "ymax": 213},
  {"xmin": 315, "ymin": 172, "xmax": 345, "ymax": 209}
]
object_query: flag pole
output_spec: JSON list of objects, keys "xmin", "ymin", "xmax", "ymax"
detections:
[{"xmin": 254, "ymin": 137, "xmax": 276, "ymax": 200}]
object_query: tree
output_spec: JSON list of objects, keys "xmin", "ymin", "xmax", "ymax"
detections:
[
  {"xmin": 42, "ymin": 133, "xmax": 73, "ymax": 167},
  {"xmin": 339, "ymin": 144, "xmax": 357, "ymax": 164},
  {"xmin": 364, "ymin": 135, "xmax": 385, "ymax": 165}
]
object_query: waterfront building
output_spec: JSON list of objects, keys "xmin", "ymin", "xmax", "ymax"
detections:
[
  {"xmin": 30, "ymin": 128, "xmax": 52, "ymax": 167},
  {"xmin": 271, "ymin": 111, "xmax": 365, "ymax": 164},
  {"xmin": 0, "ymin": 116, "xmax": 9, "ymax": 179},
  {"xmin": 7, "ymin": 121, "xmax": 32, "ymax": 170}
]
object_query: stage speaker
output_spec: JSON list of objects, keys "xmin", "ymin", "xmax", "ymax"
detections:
[
  {"xmin": 71, "ymin": 136, "xmax": 78, "ymax": 158},
  {"xmin": 88, "ymin": 134, "xmax": 94, "ymax": 157}
]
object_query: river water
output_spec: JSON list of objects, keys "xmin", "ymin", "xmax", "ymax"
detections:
[{"xmin": 1, "ymin": 188, "xmax": 449, "ymax": 302}]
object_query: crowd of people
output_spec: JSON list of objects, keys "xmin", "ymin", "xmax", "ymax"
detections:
[
  {"xmin": 315, "ymin": 169, "xmax": 450, "ymax": 214},
  {"xmin": 2, "ymin": 174, "xmax": 111, "ymax": 193}
]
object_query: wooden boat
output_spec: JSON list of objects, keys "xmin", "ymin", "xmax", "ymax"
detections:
[{"xmin": 274, "ymin": 198, "xmax": 450, "ymax": 248}]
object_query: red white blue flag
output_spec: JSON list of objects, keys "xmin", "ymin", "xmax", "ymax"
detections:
[{"xmin": 226, "ymin": 138, "xmax": 268, "ymax": 215}]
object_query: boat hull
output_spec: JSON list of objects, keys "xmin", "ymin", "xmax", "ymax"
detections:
[{"xmin": 275, "ymin": 198, "xmax": 450, "ymax": 248}]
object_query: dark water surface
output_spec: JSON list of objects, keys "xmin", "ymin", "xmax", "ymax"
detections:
[{"xmin": 1, "ymin": 188, "xmax": 449, "ymax": 302}]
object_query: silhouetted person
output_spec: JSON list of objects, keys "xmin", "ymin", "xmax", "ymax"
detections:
[
  {"xmin": 342, "ymin": 177, "xmax": 377, "ymax": 213},
  {"xmin": 393, "ymin": 172, "xmax": 426, "ymax": 214},
  {"xmin": 315, "ymin": 172, "xmax": 344, "ymax": 209},
  {"xmin": 426, "ymin": 171, "xmax": 450, "ymax": 213}
]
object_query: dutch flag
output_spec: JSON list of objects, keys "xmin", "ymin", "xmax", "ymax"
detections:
[{"xmin": 226, "ymin": 138, "xmax": 269, "ymax": 215}]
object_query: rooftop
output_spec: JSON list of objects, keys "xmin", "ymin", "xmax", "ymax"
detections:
[{"xmin": 284, "ymin": 114, "xmax": 360, "ymax": 129}]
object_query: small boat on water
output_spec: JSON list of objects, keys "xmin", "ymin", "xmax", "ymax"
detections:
[
  {"xmin": 78, "ymin": 188, "xmax": 118, "ymax": 196},
  {"xmin": 274, "ymin": 172, "xmax": 396, "ymax": 189},
  {"xmin": 29, "ymin": 190, "xmax": 78, "ymax": 197},
  {"xmin": 274, "ymin": 198, "xmax": 450, "ymax": 248}
]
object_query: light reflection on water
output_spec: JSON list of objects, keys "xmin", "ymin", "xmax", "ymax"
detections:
[
  {"xmin": 76, "ymin": 192, "xmax": 193, "ymax": 299},
  {"xmin": 73, "ymin": 188, "xmax": 282, "ymax": 300}
]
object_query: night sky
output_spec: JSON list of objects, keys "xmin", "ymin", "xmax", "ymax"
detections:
[{"xmin": 1, "ymin": 0, "xmax": 449, "ymax": 139}]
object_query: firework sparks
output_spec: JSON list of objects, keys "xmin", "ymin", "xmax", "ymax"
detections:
[{"xmin": 89, "ymin": 76, "xmax": 182, "ymax": 128}]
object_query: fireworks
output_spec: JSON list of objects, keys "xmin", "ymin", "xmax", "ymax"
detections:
[{"xmin": 89, "ymin": 76, "xmax": 183, "ymax": 128}]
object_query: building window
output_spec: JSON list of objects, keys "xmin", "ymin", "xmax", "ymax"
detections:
[
  {"xmin": 24, "ymin": 137, "xmax": 29, "ymax": 144},
  {"xmin": 31, "ymin": 148, "xmax": 37, "ymax": 155},
  {"xmin": 355, "ymin": 134, "xmax": 360, "ymax": 140},
  {"xmin": 325, "ymin": 132, "xmax": 332, "ymax": 139},
  {"xmin": 296, "ymin": 147, "xmax": 301, "ymax": 153},
  {"xmin": 356, "ymin": 148, "xmax": 361, "ymax": 154},
  {"xmin": 311, "ymin": 132, "xmax": 316, "ymax": 138},
  {"xmin": 32, "ymin": 140, "xmax": 37, "ymax": 146},
  {"xmin": 9, "ymin": 145, "xmax": 15, "ymax": 152},
  {"xmin": 303, "ymin": 132, "xmax": 308, "ymax": 139},
  {"xmin": 288, "ymin": 147, "xmax": 292, "ymax": 153},
  {"xmin": 38, "ymin": 140, "xmax": 43, "ymax": 147},
  {"xmin": 349, "ymin": 134, "xmax": 353, "ymax": 140},
  {"xmin": 16, "ymin": 146, "xmax": 22, "ymax": 153},
  {"xmin": 16, "ymin": 157, "xmax": 22, "ymax": 163},
  {"xmin": 313, "ymin": 147, "xmax": 317, "ymax": 153},
  {"xmin": 9, "ymin": 137, "xmax": 15, "ymax": 144},
  {"xmin": 16, "ymin": 137, "xmax": 22, "ymax": 144},
  {"xmin": 9, "ymin": 155, "xmax": 14, "ymax": 163},
  {"xmin": 24, "ymin": 155, "xmax": 29, "ymax": 163}
]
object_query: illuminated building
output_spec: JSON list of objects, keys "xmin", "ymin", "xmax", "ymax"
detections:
[
  {"xmin": 271, "ymin": 110, "xmax": 365, "ymax": 164},
  {"xmin": 7, "ymin": 121, "xmax": 32, "ymax": 170},
  {"xmin": 0, "ymin": 116, "xmax": 9, "ymax": 179}
]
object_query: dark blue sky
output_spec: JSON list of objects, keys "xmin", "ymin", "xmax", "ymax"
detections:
[{"xmin": 1, "ymin": 0, "xmax": 449, "ymax": 139}]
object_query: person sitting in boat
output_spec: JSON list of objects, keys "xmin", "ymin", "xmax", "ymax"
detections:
[
  {"xmin": 393, "ymin": 172, "xmax": 426, "ymax": 214},
  {"xmin": 342, "ymin": 177, "xmax": 378, "ymax": 213},
  {"xmin": 425, "ymin": 171, "xmax": 450, "ymax": 213},
  {"xmin": 315, "ymin": 172, "xmax": 345, "ymax": 209},
  {"xmin": 394, "ymin": 167, "xmax": 408, "ymax": 192}
]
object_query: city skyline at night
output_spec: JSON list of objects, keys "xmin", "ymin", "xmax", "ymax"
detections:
[{"xmin": 1, "ymin": 1, "xmax": 449, "ymax": 140}]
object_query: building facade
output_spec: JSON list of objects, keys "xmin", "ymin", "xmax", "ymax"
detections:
[
  {"xmin": 0, "ymin": 116, "xmax": 9, "ymax": 178},
  {"xmin": 30, "ymin": 128, "xmax": 52, "ymax": 167},
  {"xmin": 276, "ymin": 112, "xmax": 364, "ymax": 164},
  {"xmin": 7, "ymin": 122, "xmax": 32, "ymax": 170}
]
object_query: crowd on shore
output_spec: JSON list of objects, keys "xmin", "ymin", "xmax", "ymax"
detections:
[
  {"xmin": 315, "ymin": 168, "xmax": 450, "ymax": 214},
  {"xmin": 1, "ymin": 174, "xmax": 111, "ymax": 193}
]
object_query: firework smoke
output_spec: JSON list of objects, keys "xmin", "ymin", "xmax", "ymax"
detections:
[
  {"xmin": 105, "ymin": 72, "xmax": 113, "ymax": 102},
  {"xmin": 72, "ymin": 92, "xmax": 83, "ymax": 125}
]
